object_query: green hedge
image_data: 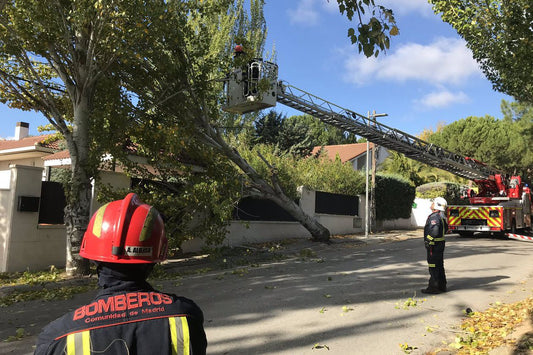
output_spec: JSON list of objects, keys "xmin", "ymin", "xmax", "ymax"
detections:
[
  {"xmin": 416, "ymin": 182, "xmax": 468, "ymax": 205},
  {"xmin": 375, "ymin": 174, "xmax": 416, "ymax": 220}
]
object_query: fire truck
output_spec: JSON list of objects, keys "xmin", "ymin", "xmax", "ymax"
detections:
[
  {"xmin": 222, "ymin": 56, "xmax": 533, "ymax": 241},
  {"xmin": 448, "ymin": 174, "xmax": 532, "ymax": 239}
]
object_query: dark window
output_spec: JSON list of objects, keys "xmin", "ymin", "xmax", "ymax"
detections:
[
  {"xmin": 315, "ymin": 191, "xmax": 359, "ymax": 216},
  {"xmin": 39, "ymin": 181, "xmax": 66, "ymax": 224},
  {"xmin": 233, "ymin": 197, "xmax": 297, "ymax": 221}
]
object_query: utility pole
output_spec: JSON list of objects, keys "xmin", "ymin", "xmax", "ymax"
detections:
[{"xmin": 366, "ymin": 110, "xmax": 388, "ymax": 235}]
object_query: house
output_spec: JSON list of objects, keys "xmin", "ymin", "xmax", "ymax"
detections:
[
  {"xmin": 1, "ymin": 124, "xmax": 405, "ymax": 272},
  {"xmin": 0, "ymin": 122, "xmax": 61, "ymax": 171},
  {"xmin": 311, "ymin": 142, "xmax": 389, "ymax": 171},
  {"xmin": 0, "ymin": 122, "xmax": 131, "ymax": 272}
]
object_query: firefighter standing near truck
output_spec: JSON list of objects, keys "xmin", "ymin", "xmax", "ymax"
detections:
[
  {"xmin": 421, "ymin": 197, "xmax": 448, "ymax": 294},
  {"xmin": 34, "ymin": 193, "xmax": 207, "ymax": 355}
]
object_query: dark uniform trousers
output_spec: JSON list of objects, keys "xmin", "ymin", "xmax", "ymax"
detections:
[
  {"xmin": 34, "ymin": 287, "xmax": 207, "ymax": 355},
  {"xmin": 424, "ymin": 211, "xmax": 448, "ymax": 291}
]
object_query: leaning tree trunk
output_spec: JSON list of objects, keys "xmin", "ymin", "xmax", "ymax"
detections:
[
  {"xmin": 201, "ymin": 127, "xmax": 330, "ymax": 243},
  {"xmin": 254, "ymin": 186, "xmax": 331, "ymax": 242}
]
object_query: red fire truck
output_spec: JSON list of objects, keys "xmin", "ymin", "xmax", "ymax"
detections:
[{"xmin": 448, "ymin": 174, "xmax": 532, "ymax": 238}]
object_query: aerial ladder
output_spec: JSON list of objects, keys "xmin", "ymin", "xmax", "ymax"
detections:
[{"xmin": 222, "ymin": 57, "xmax": 533, "ymax": 242}]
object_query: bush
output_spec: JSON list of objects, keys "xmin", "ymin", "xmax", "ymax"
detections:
[
  {"xmin": 375, "ymin": 174, "xmax": 415, "ymax": 220},
  {"xmin": 416, "ymin": 182, "xmax": 468, "ymax": 205}
]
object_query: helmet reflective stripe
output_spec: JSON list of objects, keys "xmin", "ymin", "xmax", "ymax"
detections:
[
  {"xmin": 91, "ymin": 204, "xmax": 109, "ymax": 238},
  {"xmin": 80, "ymin": 193, "xmax": 167, "ymax": 263},
  {"xmin": 67, "ymin": 330, "xmax": 90, "ymax": 355},
  {"xmin": 139, "ymin": 207, "xmax": 157, "ymax": 242},
  {"xmin": 169, "ymin": 316, "xmax": 190, "ymax": 355}
]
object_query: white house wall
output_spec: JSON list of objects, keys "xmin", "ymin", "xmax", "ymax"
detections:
[{"xmin": 0, "ymin": 165, "xmax": 66, "ymax": 272}]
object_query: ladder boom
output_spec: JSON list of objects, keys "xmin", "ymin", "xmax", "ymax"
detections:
[
  {"xmin": 277, "ymin": 82, "xmax": 499, "ymax": 180},
  {"xmin": 222, "ymin": 58, "xmax": 502, "ymax": 181}
]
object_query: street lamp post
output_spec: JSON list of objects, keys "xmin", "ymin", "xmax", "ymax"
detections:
[{"xmin": 365, "ymin": 110, "xmax": 388, "ymax": 238}]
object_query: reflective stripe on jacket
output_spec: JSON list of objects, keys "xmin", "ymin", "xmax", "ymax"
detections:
[
  {"xmin": 424, "ymin": 211, "xmax": 448, "ymax": 245},
  {"xmin": 65, "ymin": 316, "xmax": 191, "ymax": 355},
  {"xmin": 35, "ymin": 287, "xmax": 206, "ymax": 355}
]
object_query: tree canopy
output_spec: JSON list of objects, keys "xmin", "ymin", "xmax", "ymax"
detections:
[
  {"xmin": 251, "ymin": 111, "xmax": 359, "ymax": 157},
  {"xmin": 429, "ymin": 0, "xmax": 533, "ymax": 104},
  {"xmin": 0, "ymin": 0, "xmax": 275, "ymax": 272},
  {"xmin": 426, "ymin": 102, "xmax": 533, "ymax": 182}
]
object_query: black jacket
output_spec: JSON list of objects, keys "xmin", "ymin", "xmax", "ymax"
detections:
[
  {"xmin": 34, "ymin": 268, "xmax": 207, "ymax": 355},
  {"xmin": 424, "ymin": 211, "xmax": 448, "ymax": 246}
]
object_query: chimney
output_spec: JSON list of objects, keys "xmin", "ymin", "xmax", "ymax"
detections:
[{"xmin": 15, "ymin": 122, "xmax": 29, "ymax": 140}]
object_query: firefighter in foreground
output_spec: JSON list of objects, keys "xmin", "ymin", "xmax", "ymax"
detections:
[
  {"xmin": 421, "ymin": 197, "xmax": 448, "ymax": 294},
  {"xmin": 35, "ymin": 193, "xmax": 207, "ymax": 355}
]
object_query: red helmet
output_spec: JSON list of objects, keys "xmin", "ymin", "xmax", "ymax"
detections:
[{"xmin": 80, "ymin": 193, "xmax": 167, "ymax": 264}]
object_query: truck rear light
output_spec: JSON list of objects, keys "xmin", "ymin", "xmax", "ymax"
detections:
[
  {"xmin": 489, "ymin": 210, "xmax": 500, "ymax": 217},
  {"xmin": 490, "ymin": 227, "xmax": 501, "ymax": 231}
]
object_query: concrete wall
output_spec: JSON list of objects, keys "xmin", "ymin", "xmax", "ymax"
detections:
[
  {"xmin": 0, "ymin": 165, "xmax": 66, "ymax": 272},
  {"xmin": 1, "ymin": 164, "xmax": 430, "ymax": 270},
  {"xmin": 182, "ymin": 193, "xmax": 429, "ymax": 253},
  {"xmin": 0, "ymin": 166, "xmax": 132, "ymax": 272},
  {"xmin": 181, "ymin": 186, "xmax": 366, "ymax": 253},
  {"xmin": 411, "ymin": 198, "xmax": 433, "ymax": 227}
]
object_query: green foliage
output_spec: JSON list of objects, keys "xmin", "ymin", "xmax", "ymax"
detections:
[
  {"xmin": 380, "ymin": 151, "xmax": 469, "ymax": 187},
  {"xmin": 0, "ymin": 284, "xmax": 96, "ymax": 307},
  {"xmin": 416, "ymin": 182, "xmax": 468, "ymax": 205},
  {"xmin": 99, "ymin": 150, "xmax": 241, "ymax": 249},
  {"xmin": 4, "ymin": 328, "xmax": 29, "ymax": 342},
  {"xmin": 0, "ymin": 266, "xmax": 62, "ymax": 287},
  {"xmin": 429, "ymin": 0, "xmax": 533, "ymax": 104},
  {"xmin": 395, "ymin": 296, "xmax": 426, "ymax": 310},
  {"xmin": 251, "ymin": 112, "xmax": 359, "ymax": 158},
  {"xmin": 239, "ymin": 143, "xmax": 366, "ymax": 198},
  {"xmin": 375, "ymin": 174, "xmax": 415, "ymax": 220},
  {"xmin": 286, "ymin": 114, "xmax": 359, "ymax": 147},
  {"xmin": 93, "ymin": 1, "xmax": 269, "ymax": 249},
  {"xmin": 335, "ymin": 0, "xmax": 399, "ymax": 57},
  {"xmin": 296, "ymin": 153, "xmax": 365, "ymax": 196},
  {"xmin": 427, "ymin": 114, "xmax": 533, "ymax": 181}
]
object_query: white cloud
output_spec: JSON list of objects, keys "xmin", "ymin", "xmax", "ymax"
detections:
[
  {"xmin": 288, "ymin": 0, "xmax": 319, "ymax": 26},
  {"xmin": 289, "ymin": 0, "xmax": 433, "ymax": 26},
  {"xmin": 379, "ymin": 0, "xmax": 434, "ymax": 16},
  {"xmin": 321, "ymin": 0, "xmax": 338, "ymax": 13},
  {"xmin": 415, "ymin": 90, "xmax": 469, "ymax": 109},
  {"xmin": 344, "ymin": 37, "xmax": 481, "ymax": 86}
]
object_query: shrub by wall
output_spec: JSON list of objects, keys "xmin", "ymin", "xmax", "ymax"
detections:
[
  {"xmin": 375, "ymin": 174, "xmax": 415, "ymax": 220},
  {"xmin": 416, "ymin": 181, "xmax": 468, "ymax": 205}
]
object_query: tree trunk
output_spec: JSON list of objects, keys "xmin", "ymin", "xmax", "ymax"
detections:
[
  {"xmin": 261, "ymin": 189, "xmax": 330, "ymax": 242},
  {"xmin": 207, "ymin": 132, "xmax": 330, "ymax": 243},
  {"xmin": 64, "ymin": 96, "xmax": 93, "ymax": 276},
  {"xmin": 64, "ymin": 187, "xmax": 91, "ymax": 276}
]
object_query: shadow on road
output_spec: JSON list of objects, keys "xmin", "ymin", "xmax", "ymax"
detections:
[{"xmin": 1, "ymin": 232, "xmax": 532, "ymax": 354}]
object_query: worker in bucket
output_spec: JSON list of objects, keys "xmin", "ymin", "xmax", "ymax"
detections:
[
  {"xmin": 35, "ymin": 193, "xmax": 207, "ymax": 355},
  {"xmin": 421, "ymin": 197, "xmax": 448, "ymax": 294}
]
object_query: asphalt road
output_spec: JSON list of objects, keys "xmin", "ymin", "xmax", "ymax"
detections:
[{"xmin": 2, "ymin": 230, "xmax": 533, "ymax": 354}]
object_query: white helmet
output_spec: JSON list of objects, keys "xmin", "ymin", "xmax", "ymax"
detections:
[{"xmin": 432, "ymin": 197, "xmax": 447, "ymax": 212}]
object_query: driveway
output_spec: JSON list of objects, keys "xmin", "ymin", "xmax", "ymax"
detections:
[{"xmin": 1, "ymin": 230, "xmax": 533, "ymax": 354}]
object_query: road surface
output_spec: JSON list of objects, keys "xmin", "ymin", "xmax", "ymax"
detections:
[{"xmin": 1, "ymin": 230, "xmax": 532, "ymax": 354}]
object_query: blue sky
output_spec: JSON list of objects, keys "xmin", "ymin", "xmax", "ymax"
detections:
[
  {"xmin": 0, "ymin": 0, "xmax": 513, "ymax": 139},
  {"xmin": 262, "ymin": 0, "xmax": 512, "ymax": 136}
]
